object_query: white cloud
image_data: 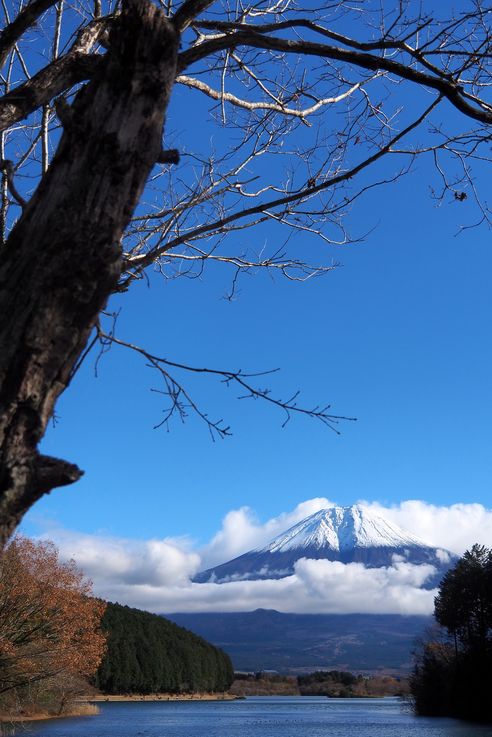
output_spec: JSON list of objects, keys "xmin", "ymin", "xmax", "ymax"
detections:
[
  {"xmin": 198, "ymin": 497, "xmax": 492, "ymax": 570},
  {"xmin": 32, "ymin": 497, "xmax": 492, "ymax": 617},
  {"xmin": 435, "ymin": 549, "xmax": 451, "ymax": 564},
  {"xmin": 358, "ymin": 499, "xmax": 492, "ymax": 555},
  {"xmin": 200, "ymin": 497, "xmax": 333, "ymax": 568},
  {"xmin": 80, "ymin": 558, "xmax": 436, "ymax": 616},
  {"xmin": 292, "ymin": 558, "xmax": 435, "ymax": 615},
  {"xmin": 45, "ymin": 529, "xmax": 200, "ymax": 588}
]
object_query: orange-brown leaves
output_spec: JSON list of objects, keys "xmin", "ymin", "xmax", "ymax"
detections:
[{"xmin": 0, "ymin": 536, "xmax": 106, "ymax": 695}]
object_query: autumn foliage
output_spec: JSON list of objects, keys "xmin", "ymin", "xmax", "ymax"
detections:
[{"xmin": 0, "ymin": 536, "xmax": 106, "ymax": 700}]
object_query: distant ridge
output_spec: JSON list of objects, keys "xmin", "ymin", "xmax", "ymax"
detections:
[
  {"xmin": 167, "ymin": 609, "xmax": 433, "ymax": 674},
  {"xmin": 194, "ymin": 505, "xmax": 455, "ymax": 585}
]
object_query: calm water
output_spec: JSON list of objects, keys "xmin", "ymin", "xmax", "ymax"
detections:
[{"xmin": 23, "ymin": 697, "xmax": 492, "ymax": 737}]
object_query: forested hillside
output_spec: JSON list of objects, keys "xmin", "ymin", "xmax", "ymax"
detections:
[{"xmin": 93, "ymin": 603, "xmax": 234, "ymax": 694}]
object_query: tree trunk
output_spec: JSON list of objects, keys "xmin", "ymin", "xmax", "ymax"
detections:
[{"xmin": 0, "ymin": 0, "xmax": 178, "ymax": 545}]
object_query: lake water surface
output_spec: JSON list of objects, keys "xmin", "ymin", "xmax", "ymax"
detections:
[{"xmin": 24, "ymin": 697, "xmax": 492, "ymax": 737}]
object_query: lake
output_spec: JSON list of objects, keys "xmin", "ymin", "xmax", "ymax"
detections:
[{"xmin": 23, "ymin": 697, "xmax": 492, "ymax": 737}]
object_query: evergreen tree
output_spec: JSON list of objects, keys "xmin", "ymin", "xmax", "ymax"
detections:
[
  {"xmin": 411, "ymin": 545, "xmax": 492, "ymax": 722},
  {"xmin": 93, "ymin": 602, "xmax": 234, "ymax": 694}
]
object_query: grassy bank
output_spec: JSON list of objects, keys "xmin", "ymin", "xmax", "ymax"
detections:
[
  {"xmin": 0, "ymin": 703, "xmax": 100, "ymax": 724},
  {"xmin": 88, "ymin": 692, "xmax": 238, "ymax": 702},
  {"xmin": 0, "ymin": 692, "xmax": 238, "ymax": 726}
]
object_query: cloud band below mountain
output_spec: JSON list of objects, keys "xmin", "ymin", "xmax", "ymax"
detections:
[{"xmin": 31, "ymin": 498, "xmax": 492, "ymax": 616}]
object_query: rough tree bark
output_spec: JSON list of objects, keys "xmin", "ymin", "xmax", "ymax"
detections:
[{"xmin": 0, "ymin": 0, "xmax": 178, "ymax": 545}]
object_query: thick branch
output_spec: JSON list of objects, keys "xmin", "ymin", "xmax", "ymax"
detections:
[
  {"xmin": 128, "ymin": 97, "xmax": 439, "ymax": 274},
  {"xmin": 0, "ymin": 0, "xmax": 58, "ymax": 70},
  {"xmin": 0, "ymin": 53, "xmax": 102, "ymax": 134},
  {"xmin": 176, "ymin": 74, "xmax": 362, "ymax": 120},
  {"xmin": 195, "ymin": 18, "xmax": 458, "ymax": 79},
  {"xmin": 178, "ymin": 31, "xmax": 492, "ymax": 124},
  {"xmin": 172, "ymin": 0, "xmax": 215, "ymax": 33},
  {"xmin": 0, "ymin": 17, "xmax": 110, "ymax": 133},
  {"xmin": 194, "ymin": 18, "xmax": 432, "ymax": 53}
]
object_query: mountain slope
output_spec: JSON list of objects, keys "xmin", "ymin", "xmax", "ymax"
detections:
[
  {"xmin": 167, "ymin": 609, "xmax": 432, "ymax": 674},
  {"xmin": 194, "ymin": 505, "xmax": 454, "ymax": 584}
]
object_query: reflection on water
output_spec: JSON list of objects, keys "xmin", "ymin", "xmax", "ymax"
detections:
[{"xmin": 22, "ymin": 697, "xmax": 492, "ymax": 737}]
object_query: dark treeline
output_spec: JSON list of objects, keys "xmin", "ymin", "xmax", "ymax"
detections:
[
  {"xmin": 411, "ymin": 545, "xmax": 492, "ymax": 722},
  {"xmin": 231, "ymin": 671, "xmax": 409, "ymax": 698},
  {"xmin": 297, "ymin": 670, "xmax": 408, "ymax": 697},
  {"xmin": 298, "ymin": 670, "xmax": 358, "ymax": 689},
  {"xmin": 93, "ymin": 602, "xmax": 234, "ymax": 694}
]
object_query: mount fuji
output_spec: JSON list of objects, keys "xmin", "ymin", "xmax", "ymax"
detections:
[{"xmin": 194, "ymin": 505, "xmax": 455, "ymax": 585}]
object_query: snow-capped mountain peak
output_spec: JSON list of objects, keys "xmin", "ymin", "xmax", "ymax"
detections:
[
  {"xmin": 193, "ymin": 503, "xmax": 454, "ymax": 585},
  {"xmin": 259, "ymin": 505, "xmax": 427, "ymax": 554}
]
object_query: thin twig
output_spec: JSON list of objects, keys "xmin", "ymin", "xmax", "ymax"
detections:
[{"xmin": 97, "ymin": 330, "xmax": 355, "ymax": 437}]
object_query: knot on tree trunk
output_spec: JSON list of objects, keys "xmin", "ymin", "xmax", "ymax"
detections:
[
  {"xmin": 0, "ymin": 453, "xmax": 83, "ymax": 547},
  {"xmin": 34, "ymin": 454, "xmax": 83, "ymax": 494}
]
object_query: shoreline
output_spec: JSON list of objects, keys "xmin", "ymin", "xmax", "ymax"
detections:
[
  {"xmin": 0, "ymin": 705, "xmax": 100, "ymax": 724},
  {"xmin": 0, "ymin": 693, "xmax": 404, "ymax": 723},
  {"xmin": 87, "ymin": 692, "xmax": 239, "ymax": 702},
  {"xmin": 0, "ymin": 695, "xmax": 237, "ymax": 724}
]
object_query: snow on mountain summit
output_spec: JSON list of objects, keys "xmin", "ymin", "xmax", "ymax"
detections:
[
  {"xmin": 193, "ymin": 503, "xmax": 456, "ymax": 585},
  {"xmin": 259, "ymin": 505, "xmax": 427, "ymax": 554}
]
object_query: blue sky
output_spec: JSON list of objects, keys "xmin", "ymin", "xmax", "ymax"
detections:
[
  {"xmin": 16, "ymin": 0, "xmax": 492, "ymax": 575},
  {"xmin": 22, "ymin": 146, "xmax": 492, "ymax": 546}
]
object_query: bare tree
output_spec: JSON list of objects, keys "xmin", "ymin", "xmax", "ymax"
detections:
[{"xmin": 0, "ymin": 0, "xmax": 491, "ymax": 544}]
